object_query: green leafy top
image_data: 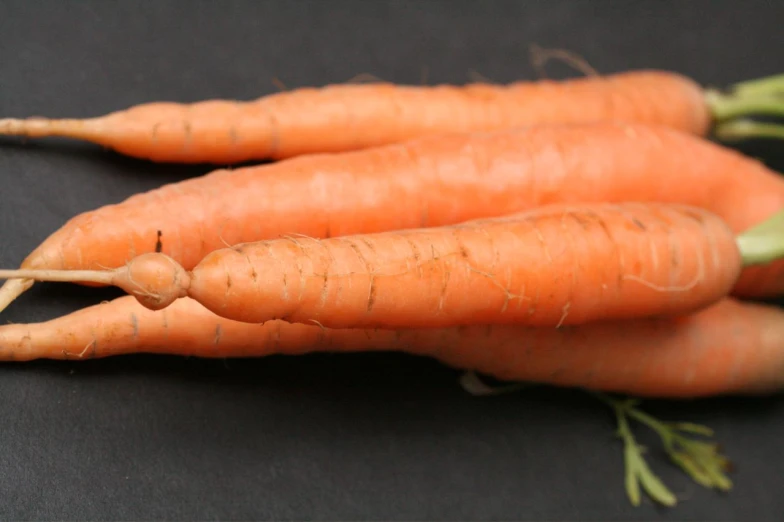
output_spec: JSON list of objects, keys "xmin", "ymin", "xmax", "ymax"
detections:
[
  {"xmin": 597, "ymin": 394, "xmax": 732, "ymax": 507},
  {"xmin": 460, "ymin": 372, "xmax": 733, "ymax": 508}
]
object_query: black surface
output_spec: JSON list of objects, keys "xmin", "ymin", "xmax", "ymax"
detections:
[{"xmin": 1, "ymin": 1, "xmax": 784, "ymax": 519}]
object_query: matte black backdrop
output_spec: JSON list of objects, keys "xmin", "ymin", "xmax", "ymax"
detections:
[{"xmin": 1, "ymin": 1, "xmax": 783, "ymax": 520}]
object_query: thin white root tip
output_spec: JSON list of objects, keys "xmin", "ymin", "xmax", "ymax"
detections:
[{"xmin": 0, "ymin": 278, "xmax": 35, "ymax": 314}]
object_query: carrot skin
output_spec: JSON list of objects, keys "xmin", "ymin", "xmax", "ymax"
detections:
[
  {"xmin": 0, "ymin": 70, "xmax": 710, "ymax": 163},
  {"xmin": 5, "ymin": 122, "xmax": 784, "ymax": 312},
  {"xmin": 2, "ymin": 295, "xmax": 782, "ymax": 398},
  {"xmin": 179, "ymin": 201, "xmax": 741, "ymax": 328}
]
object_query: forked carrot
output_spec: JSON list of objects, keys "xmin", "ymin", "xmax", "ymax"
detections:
[
  {"xmin": 1, "ymin": 70, "xmax": 782, "ymax": 163},
  {"xmin": 0, "ymin": 202, "xmax": 765, "ymax": 329},
  {"xmin": 1, "ymin": 295, "xmax": 781, "ymax": 398},
  {"xmin": 2, "ymin": 122, "xmax": 784, "ymax": 315}
]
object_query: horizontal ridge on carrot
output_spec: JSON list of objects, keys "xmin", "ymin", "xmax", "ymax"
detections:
[
  {"xmin": 1, "ymin": 295, "xmax": 782, "ymax": 399},
  {"xmin": 1, "ymin": 69, "xmax": 782, "ymax": 163},
  {"xmin": 0, "ymin": 202, "xmax": 765, "ymax": 329}
]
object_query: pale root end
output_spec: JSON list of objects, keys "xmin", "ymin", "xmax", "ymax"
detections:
[
  {"xmin": 0, "ymin": 278, "xmax": 35, "ymax": 314},
  {"xmin": 0, "ymin": 117, "xmax": 99, "ymax": 140},
  {"xmin": 0, "ymin": 253, "xmax": 191, "ymax": 312},
  {"xmin": 113, "ymin": 253, "xmax": 192, "ymax": 311}
]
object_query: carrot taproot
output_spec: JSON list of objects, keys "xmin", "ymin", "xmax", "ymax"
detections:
[
  {"xmin": 1, "ymin": 69, "xmax": 782, "ymax": 164},
  {"xmin": 0, "ymin": 202, "xmax": 755, "ymax": 329},
  {"xmin": 1, "ymin": 121, "xmax": 784, "ymax": 315},
  {"xmin": 1, "ymin": 294, "xmax": 782, "ymax": 398}
]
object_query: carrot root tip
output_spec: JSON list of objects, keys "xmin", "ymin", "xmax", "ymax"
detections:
[{"xmin": 0, "ymin": 277, "xmax": 35, "ymax": 314}]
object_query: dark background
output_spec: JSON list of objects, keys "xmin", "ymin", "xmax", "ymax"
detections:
[{"xmin": 1, "ymin": 0, "xmax": 783, "ymax": 519}]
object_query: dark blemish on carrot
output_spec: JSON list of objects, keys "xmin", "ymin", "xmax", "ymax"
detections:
[
  {"xmin": 183, "ymin": 121, "xmax": 193, "ymax": 146},
  {"xmin": 595, "ymin": 216, "xmax": 615, "ymax": 243},
  {"xmin": 404, "ymin": 237, "xmax": 423, "ymax": 276},
  {"xmin": 407, "ymin": 239, "xmax": 421, "ymax": 262},
  {"xmin": 438, "ymin": 268, "xmax": 451, "ymax": 311},
  {"xmin": 151, "ymin": 121, "xmax": 161, "ymax": 142},
  {"xmin": 130, "ymin": 312, "xmax": 139, "ymax": 339},
  {"xmin": 213, "ymin": 324, "xmax": 222, "ymax": 345},
  {"xmin": 226, "ymin": 272, "xmax": 233, "ymax": 290},
  {"xmin": 680, "ymin": 206, "xmax": 706, "ymax": 224},
  {"xmin": 367, "ymin": 276, "xmax": 377, "ymax": 312},
  {"xmin": 155, "ymin": 230, "xmax": 163, "ymax": 253},
  {"xmin": 359, "ymin": 237, "xmax": 377, "ymax": 256},
  {"xmin": 631, "ymin": 217, "xmax": 646, "ymax": 230},
  {"xmin": 571, "ymin": 212, "xmax": 592, "ymax": 230}
]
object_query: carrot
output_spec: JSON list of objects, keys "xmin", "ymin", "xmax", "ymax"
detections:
[
  {"xmin": 1, "ymin": 293, "xmax": 755, "ymax": 507},
  {"xmin": 2, "ymin": 122, "xmax": 784, "ymax": 314},
  {"xmin": 450, "ymin": 296, "xmax": 784, "ymax": 398},
  {"xmin": 0, "ymin": 202, "xmax": 761, "ymax": 329},
  {"xmin": 1, "ymin": 70, "xmax": 782, "ymax": 164},
  {"xmin": 2, "ymin": 294, "xmax": 782, "ymax": 399}
]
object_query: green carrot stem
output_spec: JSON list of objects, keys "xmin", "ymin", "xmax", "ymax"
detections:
[
  {"xmin": 705, "ymin": 90, "xmax": 784, "ymax": 122},
  {"xmin": 737, "ymin": 208, "xmax": 784, "ymax": 266},
  {"xmin": 714, "ymin": 120, "xmax": 784, "ymax": 142},
  {"xmin": 727, "ymin": 73, "xmax": 784, "ymax": 98}
]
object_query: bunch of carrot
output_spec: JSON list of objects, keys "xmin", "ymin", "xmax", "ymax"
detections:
[{"xmin": 3, "ymin": 64, "xmax": 784, "ymax": 508}]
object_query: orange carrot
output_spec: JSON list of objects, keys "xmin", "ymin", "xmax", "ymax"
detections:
[
  {"xmin": 1, "ymin": 70, "xmax": 781, "ymax": 164},
  {"xmin": 1, "ymin": 294, "xmax": 781, "ymax": 399},
  {"xmin": 2, "ymin": 122, "xmax": 784, "ymax": 314},
  {"xmin": 0, "ymin": 202, "xmax": 753, "ymax": 329}
]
